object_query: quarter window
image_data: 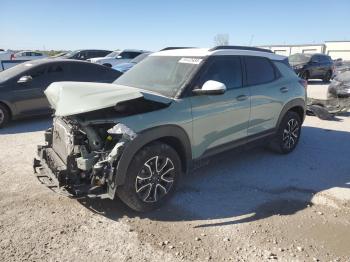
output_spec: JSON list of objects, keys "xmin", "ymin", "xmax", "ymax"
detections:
[
  {"xmin": 245, "ymin": 56, "xmax": 276, "ymax": 86},
  {"xmin": 199, "ymin": 56, "xmax": 243, "ymax": 90}
]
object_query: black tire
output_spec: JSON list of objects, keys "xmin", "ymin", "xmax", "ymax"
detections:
[
  {"xmin": 0, "ymin": 103, "xmax": 10, "ymax": 128},
  {"xmin": 300, "ymin": 71, "xmax": 309, "ymax": 81},
  {"xmin": 102, "ymin": 63, "xmax": 112, "ymax": 68},
  {"xmin": 269, "ymin": 111, "xmax": 301, "ymax": 154},
  {"xmin": 322, "ymin": 70, "xmax": 332, "ymax": 83},
  {"xmin": 117, "ymin": 142, "xmax": 181, "ymax": 212}
]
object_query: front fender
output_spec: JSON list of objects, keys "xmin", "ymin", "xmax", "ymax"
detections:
[{"xmin": 107, "ymin": 124, "xmax": 192, "ymax": 198}]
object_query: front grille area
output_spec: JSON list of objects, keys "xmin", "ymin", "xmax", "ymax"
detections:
[{"xmin": 52, "ymin": 118, "xmax": 75, "ymax": 163}]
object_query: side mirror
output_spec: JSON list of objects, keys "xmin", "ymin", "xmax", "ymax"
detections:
[
  {"xmin": 17, "ymin": 75, "xmax": 33, "ymax": 84},
  {"xmin": 192, "ymin": 80, "xmax": 226, "ymax": 95}
]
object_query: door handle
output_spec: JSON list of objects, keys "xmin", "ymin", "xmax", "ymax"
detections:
[
  {"xmin": 280, "ymin": 87, "xmax": 289, "ymax": 93},
  {"xmin": 236, "ymin": 95, "xmax": 248, "ymax": 101}
]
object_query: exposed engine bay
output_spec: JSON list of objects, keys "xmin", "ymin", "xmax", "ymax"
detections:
[{"xmin": 34, "ymin": 116, "xmax": 137, "ymax": 197}]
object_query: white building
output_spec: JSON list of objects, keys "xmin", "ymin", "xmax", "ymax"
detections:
[{"xmin": 259, "ymin": 41, "xmax": 350, "ymax": 60}]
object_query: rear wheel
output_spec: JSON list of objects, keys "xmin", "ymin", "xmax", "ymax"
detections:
[
  {"xmin": 117, "ymin": 142, "xmax": 181, "ymax": 212},
  {"xmin": 269, "ymin": 111, "xmax": 301, "ymax": 154},
  {"xmin": 322, "ymin": 70, "xmax": 332, "ymax": 83},
  {"xmin": 0, "ymin": 104, "xmax": 10, "ymax": 128}
]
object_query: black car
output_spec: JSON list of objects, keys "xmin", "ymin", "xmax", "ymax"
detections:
[
  {"xmin": 61, "ymin": 49, "xmax": 112, "ymax": 60},
  {"xmin": 0, "ymin": 59, "xmax": 122, "ymax": 127},
  {"xmin": 289, "ymin": 53, "xmax": 334, "ymax": 82}
]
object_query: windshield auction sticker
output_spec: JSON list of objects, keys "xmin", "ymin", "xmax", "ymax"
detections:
[{"xmin": 179, "ymin": 58, "xmax": 203, "ymax": 64}]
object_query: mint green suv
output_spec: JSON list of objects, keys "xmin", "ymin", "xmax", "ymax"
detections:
[{"xmin": 34, "ymin": 46, "xmax": 306, "ymax": 212}]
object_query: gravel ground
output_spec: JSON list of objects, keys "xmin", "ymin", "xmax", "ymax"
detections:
[{"xmin": 1, "ymin": 111, "xmax": 350, "ymax": 261}]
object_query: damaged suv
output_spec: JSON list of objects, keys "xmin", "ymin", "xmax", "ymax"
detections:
[{"xmin": 34, "ymin": 46, "xmax": 306, "ymax": 212}]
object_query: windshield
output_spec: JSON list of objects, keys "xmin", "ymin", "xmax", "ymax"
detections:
[
  {"xmin": 62, "ymin": 50, "xmax": 79, "ymax": 58},
  {"xmin": 106, "ymin": 51, "xmax": 120, "ymax": 58},
  {"xmin": 113, "ymin": 56, "xmax": 203, "ymax": 97},
  {"xmin": 288, "ymin": 53, "xmax": 311, "ymax": 64}
]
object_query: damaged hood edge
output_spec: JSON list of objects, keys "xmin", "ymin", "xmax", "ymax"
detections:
[{"xmin": 44, "ymin": 82, "xmax": 173, "ymax": 117}]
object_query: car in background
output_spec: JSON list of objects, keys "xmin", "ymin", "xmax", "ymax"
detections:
[
  {"xmin": 112, "ymin": 52, "xmax": 152, "ymax": 73},
  {"xmin": 333, "ymin": 59, "xmax": 350, "ymax": 77},
  {"xmin": 0, "ymin": 59, "xmax": 122, "ymax": 127},
  {"xmin": 289, "ymin": 53, "xmax": 334, "ymax": 82},
  {"xmin": 90, "ymin": 49, "xmax": 148, "ymax": 67},
  {"xmin": 61, "ymin": 49, "xmax": 112, "ymax": 60},
  {"xmin": 86, "ymin": 50, "xmax": 121, "ymax": 64},
  {"xmin": 328, "ymin": 71, "xmax": 350, "ymax": 98},
  {"xmin": 12, "ymin": 51, "xmax": 47, "ymax": 61}
]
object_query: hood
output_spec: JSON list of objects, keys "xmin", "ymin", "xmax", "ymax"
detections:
[
  {"xmin": 113, "ymin": 62, "xmax": 134, "ymax": 73},
  {"xmin": 44, "ymin": 82, "xmax": 172, "ymax": 117}
]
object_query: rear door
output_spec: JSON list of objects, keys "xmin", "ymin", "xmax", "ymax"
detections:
[
  {"xmin": 190, "ymin": 56, "xmax": 251, "ymax": 158},
  {"xmin": 245, "ymin": 56, "xmax": 287, "ymax": 135}
]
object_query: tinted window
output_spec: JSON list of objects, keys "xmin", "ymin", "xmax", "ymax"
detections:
[
  {"xmin": 28, "ymin": 66, "xmax": 46, "ymax": 78},
  {"xmin": 34, "ymin": 52, "xmax": 42, "ymax": 56},
  {"xmin": 200, "ymin": 56, "xmax": 243, "ymax": 90},
  {"xmin": 245, "ymin": 56, "xmax": 275, "ymax": 86},
  {"xmin": 48, "ymin": 65, "xmax": 63, "ymax": 74},
  {"xmin": 120, "ymin": 52, "xmax": 142, "ymax": 59}
]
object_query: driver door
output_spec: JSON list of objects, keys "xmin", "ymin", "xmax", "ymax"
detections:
[
  {"xmin": 13, "ymin": 65, "xmax": 50, "ymax": 115},
  {"xmin": 190, "ymin": 56, "xmax": 251, "ymax": 158}
]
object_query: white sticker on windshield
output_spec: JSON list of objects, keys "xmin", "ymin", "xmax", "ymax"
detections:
[
  {"xmin": 24, "ymin": 63, "xmax": 33, "ymax": 67},
  {"xmin": 179, "ymin": 58, "xmax": 202, "ymax": 64}
]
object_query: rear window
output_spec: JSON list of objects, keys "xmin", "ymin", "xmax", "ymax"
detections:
[{"xmin": 245, "ymin": 56, "xmax": 276, "ymax": 86}]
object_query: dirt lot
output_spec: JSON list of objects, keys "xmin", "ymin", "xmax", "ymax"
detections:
[{"xmin": 1, "ymin": 109, "xmax": 350, "ymax": 261}]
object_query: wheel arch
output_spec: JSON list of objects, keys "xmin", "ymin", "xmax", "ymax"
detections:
[
  {"xmin": 276, "ymin": 99, "xmax": 306, "ymax": 128},
  {"xmin": 0, "ymin": 101, "xmax": 13, "ymax": 119},
  {"xmin": 112, "ymin": 124, "xmax": 192, "ymax": 188}
]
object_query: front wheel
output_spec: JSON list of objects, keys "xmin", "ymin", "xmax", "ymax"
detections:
[
  {"xmin": 117, "ymin": 142, "xmax": 181, "ymax": 212},
  {"xmin": 269, "ymin": 111, "xmax": 301, "ymax": 154},
  {"xmin": 0, "ymin": 104, "xmax": 10, "ymax": 128}
]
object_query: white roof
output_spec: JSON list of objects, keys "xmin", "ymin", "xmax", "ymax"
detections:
[{"xmin": 151, "ymin": 47, "xmax": 286, "ymax": 60}]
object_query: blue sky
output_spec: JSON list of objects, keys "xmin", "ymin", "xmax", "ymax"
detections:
[{"xmin": 1, "ymin": 0, "xmax": 349, "ymax": 51}]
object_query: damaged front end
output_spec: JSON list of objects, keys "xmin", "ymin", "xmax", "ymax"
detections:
[
  {"xmin": 33, "ymin": 81, "xmax": 172, "ymax": 198},
  {"xmin": 34, "ymin": 118, "xmax": 136, "ymax": 198}
]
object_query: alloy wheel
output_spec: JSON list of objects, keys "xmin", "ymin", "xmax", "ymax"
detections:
[
  {"xmin": 282, "ymin": 118, "xmax": 299, "ymax": 149},
  {"xmin": 135, "ymin": 156, "xmax": 175, "ymax": 203}
]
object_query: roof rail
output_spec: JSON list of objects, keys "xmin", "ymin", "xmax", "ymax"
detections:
[
  {"xmin": 209, "ymin": 45, "xmax": 273, "ymax": 53},
  {"xmin": 160, "ymin": 47, "xmax": 195, "ymax": 51}
]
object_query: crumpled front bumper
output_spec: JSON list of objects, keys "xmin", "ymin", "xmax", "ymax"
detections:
[{"xmin": 33, "ymin": 146, "xmax": 102, "ymax": 197}]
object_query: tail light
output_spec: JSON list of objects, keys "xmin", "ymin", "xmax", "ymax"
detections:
[{"xmin": 299, "ymin": 79, "xmax": 307, "ymax": 89}]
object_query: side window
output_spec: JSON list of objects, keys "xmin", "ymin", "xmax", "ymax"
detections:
[
  {"xmin": 34, "ymin": 52, "xmax": 42, "ymax": 57},
  {"xmin": 199, "ymin": 56, "xmax": 243, "ymax": 90},
  {"xmin": 129, "ymin": 52, "xmax": 141, "ymax": 59},
  {"xmin": 25, "ymin": 52, "xmax": 31, "ymax": 56},
  {"xmin": 48, "ymin": 65, "xmax": 64, "ymax": 74},
  {"xmin": 245, "ymin": 56, "xmax": 276, "ymax": 86},
  {"xmin": 28, "ymin": 66, "xmax": 46, "ymax": 79}
]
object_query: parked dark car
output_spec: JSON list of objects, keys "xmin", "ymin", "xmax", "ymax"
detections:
[
  {"xmin": 289, "ymin": 53, "xmax": 334, "ymax": 82},
  {"xmin": 61, "ymin": 49, "xmax": 112, "ymax": 60},
  {"xmin": 0, "ymin": 59, "xmax": 122, "ymax": 127}
]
